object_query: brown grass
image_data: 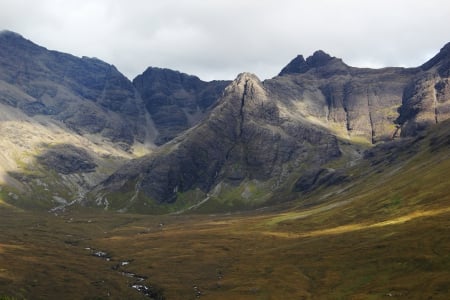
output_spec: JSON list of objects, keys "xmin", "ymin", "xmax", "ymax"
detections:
[
  {"xmin": 1, "ymin": 123, "xmax": 449, "ymax": 299},
  {"xmin": 1, "ymin": 194, "xmax": 450, "ymax": 299}
]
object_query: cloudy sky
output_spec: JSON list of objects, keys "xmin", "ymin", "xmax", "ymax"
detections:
[{"xmin": 1, "ymin": 0, "xmax": 449, "ymax": 81}]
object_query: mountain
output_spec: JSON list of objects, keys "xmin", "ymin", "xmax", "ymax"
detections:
[
  {"xmin": 92, "ymin": 73, "xmax": 342, "ymax": 211},
  {"xmin": 90, "ymin": 44, "xmax": 450, "ymax": 212},
  {"xmin": 0, "ymin": 30, "xmax": 147, "ymax": 208},
  {"xmin": 0, "ymin": 31, "xmax": 228, "ymax": 209},
  {"xmin": 0, "ymin": 30, "xmax": 449, "ymax": 214},
  {"xmin": 0, "ymin": 30, "xmax": 150, "ymax": 148},
  {"xmin": 1, "ymin": 117, "xmax": 449, "ymax": 299},
  {"xmin": 398, "ymin": 42, "xmax": 450, "ymax": 136},
  {"xmin": 1, "ymin": 31, "xmax": 449, "ymax": 300},
  {"xmin": 133, "ymin": 67, "xmax": 230, "ymax": 145}
]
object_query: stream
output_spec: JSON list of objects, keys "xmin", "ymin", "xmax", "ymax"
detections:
[{"xmin": 86, "ymin": 247, "xmax": 165, "ymax": 299}]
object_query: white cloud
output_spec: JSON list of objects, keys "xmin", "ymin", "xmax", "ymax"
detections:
[{"xmin": 0, "ymin": 0, "xmax": 449, "ymax": 80}]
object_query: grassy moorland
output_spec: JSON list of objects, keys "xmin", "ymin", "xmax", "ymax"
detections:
[{"xmin": 1, "ymin": 122, "xmax": 449, "ymax": 299}]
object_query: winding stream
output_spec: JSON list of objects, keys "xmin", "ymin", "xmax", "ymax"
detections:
[{"xmin": 86, "ymin": 247, "xmax": 165, "ymax": 299}]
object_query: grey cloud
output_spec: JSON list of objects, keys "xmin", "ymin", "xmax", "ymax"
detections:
[{"xmin": 0, "ymin": 0, "xmax": 449, "ymax": 80}]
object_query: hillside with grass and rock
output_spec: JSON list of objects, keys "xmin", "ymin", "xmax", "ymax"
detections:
[
  {"xmin": 0, "ymin": 30, "xmax": 449, "ymax": 215},
  {"xmin": 90, "ymin": 42, "xmax": 450, "ymax": 213},
  {"xmin": 0, "ymin": 30, "xmax": 450, "ymax": 300}
]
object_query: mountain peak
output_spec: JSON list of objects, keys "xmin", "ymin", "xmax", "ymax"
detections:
[
  {"xmin": 279, "ymin": 50, "xmax": 346, "ymax": 76},
  {"xmin": 235, "ymin": 72, "xmax": 261, "ymax": 83},
  {"xmin": 136, "ymin": 66, "xmax": 204, "ymax": 84},
  {"xmin": 305, "ymin": 50, "xmax": 333, "ymax": 67},
  {"xmin": 0, "ymin": 30, "xmax": 29, "ymax": 45},
  {"xmin": 0, "ymin": 29, "xmax": 44, "ymax": 56},
  {"xmin": 278, "ymin": 55, "xmax": 308, "ymax": 76},
  {"xmin": 436, "ymin": 41, "xmax": 450, "ymax": 58},
  {"xmin": 0, "ymin": 30, "xmax": 23, "ymax": 39},
  {"xmin": 421, "ymin": 41, "xmax": 450, "ymax": 75}
]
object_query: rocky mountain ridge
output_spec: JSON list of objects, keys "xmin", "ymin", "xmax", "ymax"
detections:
[
  {"xmin": 0, "ymin": 30, "xmax": 449, "ymax": 213},
  {"xmin": 0, "ymin": 30, "xmax": 150, "ymax": 148},
  {"xmin": 398, "ymin": 42, "xmax": 450, "ymax": 136},
  {"xmin": 133, "ymin": 67, "xmax": 230, "ymax": 145},
  {"xmin": 0, "ymin": 30, "xmax": 229, "ymax": 208},
  {"xmin": 93, "ymin": 43, "xmax": 450, "ymax": 212}
]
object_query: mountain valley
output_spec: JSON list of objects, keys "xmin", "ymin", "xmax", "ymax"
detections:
[{"xmin": 0, "ymin": 30, "xmax": 449, "ymax": 299}]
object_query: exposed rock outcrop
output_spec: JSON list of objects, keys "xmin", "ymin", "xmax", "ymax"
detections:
[
  {"xmin": 270, "ymin": 60, "xmax": 415, "ymax": 143},
  {"xmin": 0, "ymin": 30, "xmax": 151, "ymax": 148},
  {"xmin": 37, "ymin": 144, "xmax": 97, "ymax": 174},
  {"xmin": 97, "ymin": 73, "xmax": 341, "ymax": 205},
  {"xmin": 397, "ymin": 43, "xmax": 450, "ymax": 136},
  {"xmin": 0, "ymin": 30, "xmax": 449, "ymax": 212},
  {"xmin": 279, "ymin": 50, "xmax": 349, "ymax": 77},
  {"xmin": 93, "ymin": 44, "xmax": 450, "ymax": 210},
  {"xmin": 133, "ymin": 67, "xmax": 230, "ymax": 145},
  {"xmin": 293, "ymin": 168, "xmax": 348, "ymax": 193}
]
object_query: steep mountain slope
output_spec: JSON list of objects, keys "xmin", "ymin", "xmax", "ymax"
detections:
[
  {"xmin": 92, "ymin": 73, "xmax": 342, "ymax": 212},
  {"xmin": 398, "ymin": 42, "xmax": 450, "ymax": 136},
  {"xmin": 1, "ymin": 119, "xmax": 449, "ymax": 299},
  {"xmin": 0, "ymin": 31, "xmax": 449, "ymax": 300},
  {"xmin": 133, "ymin": 67, "xmax": 230, "ymax": 145},
  {"xmin": 0, "ymin": 99, "xmax": 140, "ymax": 209},
  {"xmin": 270, "ymin": 51, "xmax": 416, "ymax": 143},
  {"xmin": 0, "ymin": 31, "xmax": 156, "ymax": 209},
  {"xmin": 0, "ymin": 31, "xmax": 230, "ymax": 210},
  {"xmin": 0, "ymin": 30, "xmax": 151, "ymax": 148},
  {"xmin": 92, "ymin": 44, "xmax": 450, "ymax": 213},
  {"xmin": 0, "ymin": 30, "xmax": 448, "ymax": 214}
]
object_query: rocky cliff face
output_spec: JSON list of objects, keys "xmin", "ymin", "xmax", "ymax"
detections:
[
  {"xmin": 133, "ymin": 67, "xmax": 230, "ymax": 145},
  {"xmin": 0, "ymin": 30, "xmax": 151, "ymax": 149},
  {"xmin": 94, "ymin": 73, "xmax": 342, "ymax": 209},
  {"xmin": 0, "ymin": 30, "xmax": 449, "ymax": 213},
  {"xmin": 279, "ymin": 50, "xmax": 349, "ymax": 77},
  {"xmin": 397, "ymin": 42, "xmax": 450, "ymax": 136},
  {"xmin": 0, "ymin": 31, "xmax": 231, "ymax": 210},
  {"xmin": 0, "ymin": 31, "xmax": 155, "ymax": 209},
  {"xmin": 271, "ymin": 51, "xmax": 418, "ymax": 143},
  {"xmin": 93, "ymin": 45, "xmax": 450, "ymax": 211}
]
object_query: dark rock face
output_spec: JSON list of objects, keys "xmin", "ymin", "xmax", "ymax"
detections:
[
  {"xmin": 96, "ymin": 42, "xmax": 450, "ymax": 207},
  {"xmin": 279, "ymin": 55, "xmax": 310, "ymax": 75},
  {"xmin": 37, "ymin": 144, "xmax": 97, "ymax": 174},
  {"xmin": 100, "ymin": 73, "xmax": 342, "ymax": 204},
  {"xmin": 279, "ymin": 50, "xmax": 349, "ymax": 77},
  {"xmin": 421, "ymin": 42, "xmax": 450, "ymax": 77},
  {"xmin": 1, "ymin": 30, "xmax": 449, "ymax": 211},
  {"xmin": 133, "ymin": 67, "xmax": 230, "ymax": 145},
  {"xmin": 269, "ymin": 65, "xmax": 414, "ymax": 143},
  {"xmin": 293, "ymin": 168, "xmax": 348, "ymax": 193},
  {"xmin": 0, "ymin": 30, "xmax": 148, "ymax": 147},
  {"xmin": 397, "ymin": 43, "xmax": 450, "ymax": 136}
]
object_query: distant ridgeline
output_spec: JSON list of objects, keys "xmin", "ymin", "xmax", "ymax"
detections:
[{"xmin": 0, "ymin": 30, "xmax": 449, "ymax": 213}]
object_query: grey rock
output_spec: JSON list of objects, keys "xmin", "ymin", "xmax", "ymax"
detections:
[
  {"xmin": 267, "ymin": 68, "xmax": 412, "ymax": 143},
  {"xmin": 279, "ymin": 50, "xmax": 349, "ymax": 77},
  {"xmin": 98, "ymin": 73, "xmax": 342, "ymax": 204},
  {"xmin": 397, "ymin": 44, "xmax": 450, "ymax": 136},
  {"xmin": 37, "ymin": 144, "xmax": 97, "ymax": 174},
  {"xmin": 293, "ymin": 168, "xmax": 348, "ymax": 193},
  {"xmin": 95, "ymin": 42, "xmax": 450, "ymax": 208},
  {"xmin": 1, "ymin": 30, "xmax": 450, "ymax": 212},
  {"xmin": 0, "ymin": 31, "xmax": 149, "ymax": 146},
  {"xmin": 133, "ymin": 67, "xmax": 230, "ymax": 145}
]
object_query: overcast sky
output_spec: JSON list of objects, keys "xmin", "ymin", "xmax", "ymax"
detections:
[{"xmin": 1, "ymin": 0, "xmax": 449, "ymax": 81}]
